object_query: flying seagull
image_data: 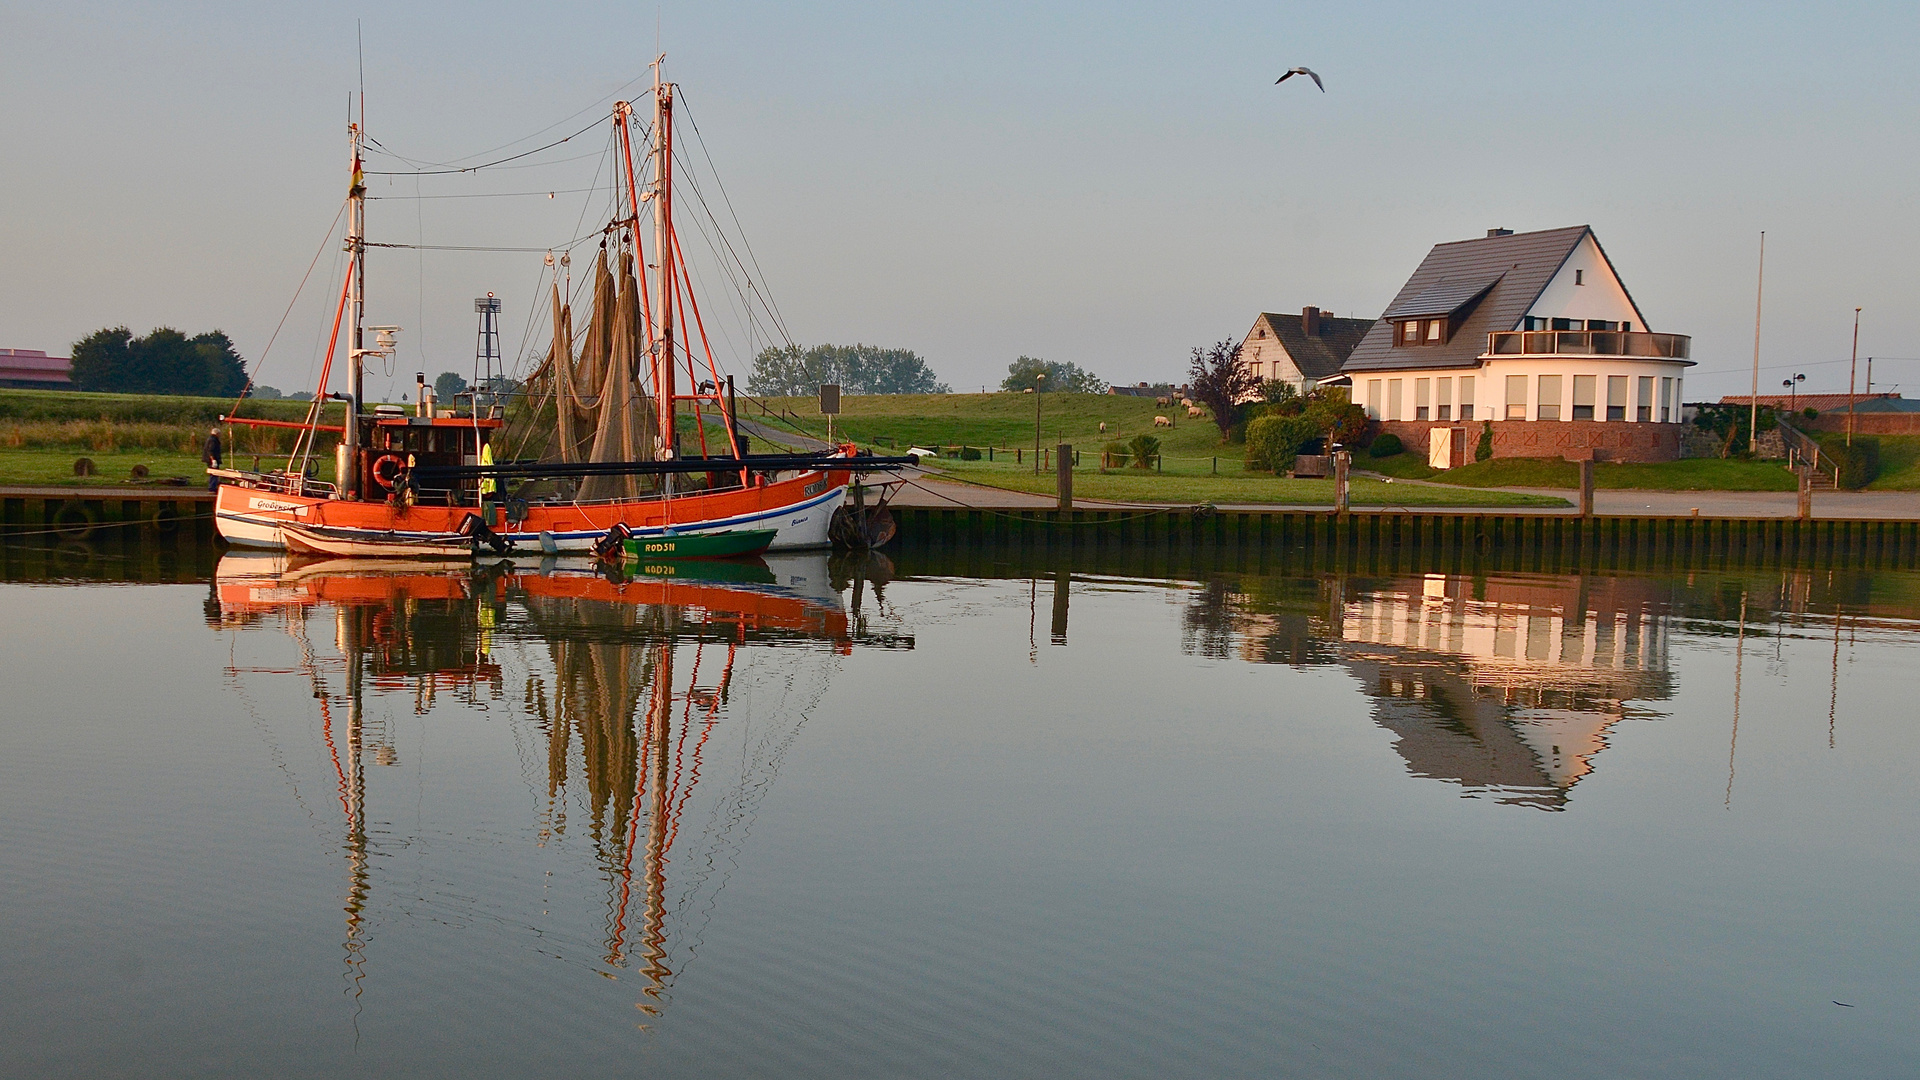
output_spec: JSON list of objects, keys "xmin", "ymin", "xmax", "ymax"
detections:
[{"xmin": 1275, "ymin": 67, "xmax": 1325, "ymax": 91}]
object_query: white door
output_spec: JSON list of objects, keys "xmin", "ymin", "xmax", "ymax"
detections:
[{"xmin": 1428, "ymin": 426, "xmax": 1453, "ymax": 470}]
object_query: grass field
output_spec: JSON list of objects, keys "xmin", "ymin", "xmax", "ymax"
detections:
[
  {"xmin": 1359, "ymin": 453, "xmax": 1800, "ymax": 492},
  {"xmin": 935, "ymin": 458, "xmax": 1570, "ymax": 508},
  {"xmin": 1811, "ymin": 433, "xmax": 1920, "ymax": 490},
  {"xmin": 747, "ymin": 392, "xmax": 1230, "ymax": 456},
  {"xmin": 0, "ymin": 448, "xmax": 210, "ymax": 487}
]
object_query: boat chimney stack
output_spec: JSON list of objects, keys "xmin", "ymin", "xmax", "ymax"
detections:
[{"xmin": 416, "ymin": 372, "xmax": 427, "ymax": 418}]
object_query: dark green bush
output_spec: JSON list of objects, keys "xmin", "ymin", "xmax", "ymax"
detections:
[
  {"xmin": 1804, "ymin": 407, "xmax": 1819, "ymax": 420},
  {"xmin": 1102, "ymin": 440, "xmax": 1130, "ymax": 468},
  {"xmin": 959, "ymin": 445, "xmax": 981, "ymax": 461},
  {"xmin": 1245, "ymin": 415, "xmax": 1318, "ymax": 473},
  {"xmin": 1475, "ymin": 420, "xmax": 1494, "ymax": 462},
  {"xmin": 1369, "ymin": 433, "xmax": 1403, "ymax": 458},
  {"xmin": 1829, "ymin": 438, "xmax": 1879, "ymax": 490},
  {"xmin": 1126, "ymin": 433, "xmax": 1160, "ymax": 469}
]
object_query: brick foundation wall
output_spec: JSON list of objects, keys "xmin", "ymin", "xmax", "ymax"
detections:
[{"xmin": 1373, "ymin": 419, "xmax": 1684, "ymax": 463}]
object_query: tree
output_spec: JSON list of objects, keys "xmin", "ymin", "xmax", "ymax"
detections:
[
  {"xmin": 1000, "ymin": 356, "xmax": 1107, "ymax": 394},
  {"xmin": 434, "ymin": 371, "xmax": 469, "ymax": 403},
  {"xmin": 70, "ymin": 326, "xmax": 247, "ymax": 396},
  {"xmin": 1475, "ymin": 420, "xmax": 1494, "ymax": 462},
  {"xmin": 746, "ymin": 344, "xmax": 949, "ymax": 396},
  {"xmin": 1188, "ymin": 339, "xmax": 1259, "ymax": 438}
]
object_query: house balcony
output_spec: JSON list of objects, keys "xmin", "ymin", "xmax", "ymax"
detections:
[{"xmin": 1487, "ymin": 331, "xmax": 1690, "ymax": 360}]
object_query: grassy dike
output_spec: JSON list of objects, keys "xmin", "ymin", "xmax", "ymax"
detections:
[{"xmin": 0, "ymin": 388, "xmax": 343, "ymax": 486}]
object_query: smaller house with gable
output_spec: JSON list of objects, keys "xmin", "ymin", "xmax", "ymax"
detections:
[
  {"xmin": 1338, "ymin": 226, "xmax": 1693, "ymax": 464},
  {"xmin": 1237, "ymin": 306, "xmax": 1373, "ymax": 398}
]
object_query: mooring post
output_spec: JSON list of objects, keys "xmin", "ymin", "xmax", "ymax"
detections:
[
  {"xmin": 1579, "ymin": 459, "xmax": 1595, "ymax": 518},
  {"xmin": 1057, "ymin": 443, "xmax": 1072, "ymax": 511},
  {"xmin": 1333, "ymin": 451, "xmax": 1351, "ymax": 515},
  {"xmin": 1797, "ymin": 466, "xmax": 1813, "ymax": 521}
]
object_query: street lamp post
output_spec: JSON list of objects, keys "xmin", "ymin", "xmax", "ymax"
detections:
[
  {"xmin": 1033, "ymin": 373, "xmax": 1045, "ymax": 473},
  {"xmin": 1848, "ymin": 307, "xmax": 1862, "ymax": 447}
]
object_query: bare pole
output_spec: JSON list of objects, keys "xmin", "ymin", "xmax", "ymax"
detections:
[
  {"xmin": 1847, "ymin": 307, "xmax": 1861, "ymax": 446},
  {"xmin": 1749, "ymin": 232, "xmax": 1764, "ymax": 452}
]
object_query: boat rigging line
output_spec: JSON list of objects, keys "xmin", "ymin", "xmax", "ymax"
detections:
[{"xmin": 361, "ymin": 114, "xmax": 611, "ymax": 176}]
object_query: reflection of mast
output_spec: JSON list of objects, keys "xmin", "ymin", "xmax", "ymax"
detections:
[
  {"xmin": 1726, "ymin": 591, "xmax": 1746, "ymax": 810},
  {"xmin": 328, "ymin": 607, "xmax": 372, "ymax": 1000},
  {"xmin": 636, "ymin": 642, "xmax": 673, "ymax": 1010}
]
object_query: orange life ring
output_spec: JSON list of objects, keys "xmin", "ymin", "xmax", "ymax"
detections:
[{"xmin": 371, "ymin": 453, "xmax": 405, "ymax": 490}]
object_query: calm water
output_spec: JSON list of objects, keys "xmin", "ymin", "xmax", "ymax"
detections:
[{"xmin": 2, "ymin": 545, "xmax": 1917, "ymax": 1077}]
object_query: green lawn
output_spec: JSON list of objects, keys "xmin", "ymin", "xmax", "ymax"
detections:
[
  {"xmin": 0, "ymin": 448, "xmax": 211, "ymax": 487},
  {"xmin": 935, "ymin": 458, "xmax": 1569, "ymax": 508},
  {"xmin": 747, "ymin": 392, "xmax": 1229, "ymax": 456},
  {"xmin": 1812, "ymin": 433, "xmax": 1920, "ymax": 490},
  {"xmin": 1385, "ymin": 455, "xmax": 1799, "ymax": 491}
]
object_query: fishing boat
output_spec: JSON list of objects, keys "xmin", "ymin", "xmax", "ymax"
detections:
[
  {"xmin": 212, "ymin": 64, "xmax": 910, "ymax": 555},
  {"xmin": 621, "ymin": 527, "xmax": 773, "ymax": 561}
]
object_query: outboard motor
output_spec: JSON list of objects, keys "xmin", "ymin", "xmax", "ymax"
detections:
[
  {"xmin": 457, "ymin": 512, "xmax": 514, "ymax": 556},
  {"xmin": 592, "ymin": 522, "xmax": 632, "ymax": 562}
]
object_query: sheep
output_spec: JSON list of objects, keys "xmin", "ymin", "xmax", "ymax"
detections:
[
  {"xmin": 1098, "ymin": 421, "xmax": 1107, "ymax": 434},
  {"xmin": 1180, "ymin": 398, "xmax": 1194, "ymax": 408},
  {"xmin": 1186, "ymin": 406, "xmax": 1203, "ymax": 418},
  {"xmin": 1153, "ymin": 415, "xmax": 1172, "ymax": 428},
  {"xmin": 1154, "ymin": 396, "xmax": 1170, "ymax": 407}
]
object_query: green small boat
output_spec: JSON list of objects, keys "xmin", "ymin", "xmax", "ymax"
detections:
[{"xmin": 622, "ymin": 528, "xmax": 776, "ymax": 561}]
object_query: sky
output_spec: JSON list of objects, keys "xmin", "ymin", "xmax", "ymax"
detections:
[{"xmin": 1, "ymin": 0, "xmax": 1915, "ymax": 402}]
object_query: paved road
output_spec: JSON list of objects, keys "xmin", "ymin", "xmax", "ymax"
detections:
[{"xmin": 880, "ymin": 473, "xmax": 1920, "ymax": 519}]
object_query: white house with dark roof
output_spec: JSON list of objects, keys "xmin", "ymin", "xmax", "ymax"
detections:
[
  {"xmin": 1339, "ymin": 226, "xmax": 1693, "ymax": 464},
  {"xmin": 1237, "ymin": 307, "xmax": 1374, "ymax": 397}
]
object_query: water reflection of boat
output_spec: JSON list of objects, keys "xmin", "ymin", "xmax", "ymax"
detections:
[
  {"xmin": 1183, "ymin": 571, "xmax": 1676, "ymax": 810},
  {"xmin": 210, "ymin": 550, "xmax": 907, "ymax": 1016}
]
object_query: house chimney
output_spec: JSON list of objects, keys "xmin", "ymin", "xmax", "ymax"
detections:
[
  {"xmin": 1302, "ymin": 306, "xmax": 1321, "ymax": 336},
  {"xmin": 1487, "ymin": 228, "xmax": 1513, "ymax": 237}
]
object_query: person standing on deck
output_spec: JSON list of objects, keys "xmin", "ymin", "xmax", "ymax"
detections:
[
  {"xmin": 478, "ymin": 441, "xmax": 497, "ymax": 518},
  {"xmin": 201, "ymin": 428, "xmax": 222, "ymax": 492}
]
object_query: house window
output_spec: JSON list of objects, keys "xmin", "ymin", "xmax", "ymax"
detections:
[
  {"xmin": 1366, "ymin": 379, "xmax": 1383, "ymax": 420},
  {"xmin": 1575, "ymin": 269, "xmax": 1585, "ymax": 285},
  {"xmin": 1436, "ymin": 378, "xmax": 1452, "ymax": 421},
  {"xmin": 1551, "ymin": 318, "xmax": 1582, "ymax": 331},
  {"xmin": 1388, "ymin": 379, "xmax": 1403, "ymax": 422},
  {"xmin": 1401, "ymin": 321, "xmax": 1420, "ymax": 345},
  {"xmin": 1637, "ymin": 376, "xmax": 1654, "ymax": 422},
  {"xmin": 1506, "ymin": 375, "xmax": 1528, "ymax": 420},
  {"xmin": 1414, "ymin": 379, "xmax": 1430, "ymax": 420},
  {"xmin": 1425, "ymin": 320, "xmax": 1443, "ymax": 343},
  {"xmin": 1538, "ymin": 375, "xmax": 1562, "ymax": 421},
  {"xmin": 1607, "ymin": 375, "xmax": 1628, "ymax": 421},
  {"xmin": 1660, "ymin": 377, "xmax": 1674, "ymax": 423},
  {"xmin": 1572, "ymin": 375, "xmax": 1596, "ymax": 420},
  {"xmin": 1458, "ymin": 378, "xmax": 1475, "ymax": 420}
]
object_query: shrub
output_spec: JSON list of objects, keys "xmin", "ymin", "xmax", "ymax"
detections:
[
  {"xmin": 1260, "ymin": 379, "xmax": 1299, "ymax": 406},
  {"xmin": 1126, "ymin": 433, "xmax": 1160, "ymax": 469},
  {"xmin": 1244, "ymin": 415, "xmax": 1318, "ymax": 473},
  {"xmin": 1829, "ymin": 438, "xmax": 1879, "ymax": 490},
  {"xmin": 1804, "ymin": 407, "xmax": 1819, "ymax": 420},
  {"xmin": 958, "ymin": 445, "xmax": 981, "ymax": 461},
  {"xmin": 1475, "ymin": 420, "xmax": 1494, "ymax": 462},
  {"xmin": 1102, "ymin": 440, "xmax": 1130, "ymax": 468},
  {"xmin": 1369, "ymin": 433, "xmax": 1403, "ymax": 458}
]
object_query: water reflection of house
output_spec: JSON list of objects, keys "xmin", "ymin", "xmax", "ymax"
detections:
[
  {"xmin": 1336, "ymin": 574, "xmax": 1674, "ymax": 809},
  {"xmin": 1183, "ymin": 572, "xmax": 1674, "ymax": 810}
]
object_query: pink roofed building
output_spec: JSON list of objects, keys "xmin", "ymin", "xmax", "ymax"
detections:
[{"xmin": 0, "ymin": 349, "xmax": 73, "ymax": 390}]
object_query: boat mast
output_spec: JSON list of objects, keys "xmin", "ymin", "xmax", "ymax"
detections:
[
  {"xmin": 651, "ymin": 62, "xmax": 676, "ymax": 461},
  {"xmin": 345, "ymin": 108, "xmax": 367, "ymax": 496}
]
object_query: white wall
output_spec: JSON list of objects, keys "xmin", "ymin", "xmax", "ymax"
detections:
[
  {"xmin": 1237, "ymin": 318, "xmax": 1308, "ymax": 391},
  {"xmin": 1479, "ymin": 357, "xmax": 1689, "ymax": 422},
  {"xmin": 1526, "ymin": 233, "xmax": 1649, "ymax": 330}
]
